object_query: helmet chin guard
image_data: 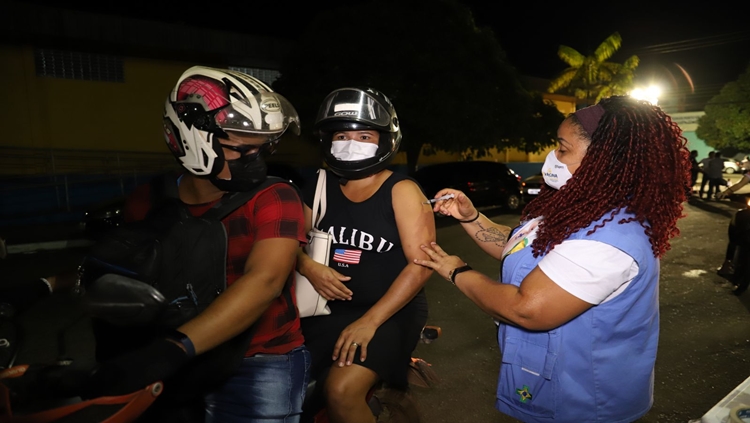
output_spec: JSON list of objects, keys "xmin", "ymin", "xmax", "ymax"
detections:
[{"xmin": 315, "ymin": 88, "xmax": 401, "ymax": 180}]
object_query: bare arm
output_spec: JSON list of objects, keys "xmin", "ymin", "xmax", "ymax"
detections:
[
  {"xmin": 178, "ymin": 237, "xmax": 299, "ymax": 355},
  {"xmin": 457, "ymin": 214, "xmax": 512, "ymax": 260},
  {"xmin": 452, "ymin": 265, "xmax": 593, "ymax": 330},
  {"xmin": 415, "ymin": 243, "xmax": 592, "ymax": 331},
  {"xmin": 360, "ymin": 180, "xmax": 436, "ymax": 326},
  {"xmin": 430, "ymin": 189, "xmax": 511, "ymax": 260},
  {"xmin": 334, "ymin": 179, "xmax": 435, "ymax": 365},
  {"xmin": 296, "ymin": 203, "xmax": 353, "ymax": 300},
  {"xmin": 718, "ymin": 174, "xmax": 750, "ymax": 199}
]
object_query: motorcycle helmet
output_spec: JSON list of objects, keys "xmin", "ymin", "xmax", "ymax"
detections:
[
  {"xmin": 315, "ymin": 87, "xmax": 401, "ymax": 180},
  {"xmin": 163, "ymin": 66, "xmax": 300, "ymax": 177}
]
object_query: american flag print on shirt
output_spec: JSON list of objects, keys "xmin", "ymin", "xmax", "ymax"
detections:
[{"xmin": 333, "ymin": 249, "xmax": 362, "ymax": 264}]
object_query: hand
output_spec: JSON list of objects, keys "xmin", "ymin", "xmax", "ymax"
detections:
[
  {"xmin": 305, "ymin": 260, "xmax": 352, "ymax": 301},
  {"xmin": 431, "ymin": 189, "xmax": 477, "ymax": 222},
  {"xmin": 716, "ymin": 190, "xmax": 728, "ymax": 200},
  {"xmin": 332, "ymin": 319, "xmax": 377, "ymax": 367},
  {"xmin": 414, "ymin": 242, "xmax": 468, "ymax": 283},
  {"xmin": 80, "ymin": 337, "xmax": 190, "ymax": 398}
]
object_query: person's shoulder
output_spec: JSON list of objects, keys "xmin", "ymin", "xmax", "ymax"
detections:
[
  {"xmin": 391, "ymin": 175, "xmax": 427, "ymax": 203},
  {"xmin": 252, "ymin": 178, "xmax": 302, "ymax": 206},
  {"xmin": 390, "ymin": 172, "xmax": 420, "ymax": 189}
]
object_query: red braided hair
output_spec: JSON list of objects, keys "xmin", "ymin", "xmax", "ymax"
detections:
[{"xmin": 521, "ymin": 96, "xmax": 691, "ymax": 258}]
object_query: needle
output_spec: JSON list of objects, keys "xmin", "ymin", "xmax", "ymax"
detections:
[{"xmin": 423, "ymin": 193, "xmax": 455, "ymax": 204}]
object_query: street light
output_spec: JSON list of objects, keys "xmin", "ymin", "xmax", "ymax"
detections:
[{"xmin": 630, "ymin": 85, "xmax": 661, "ymax": 105}]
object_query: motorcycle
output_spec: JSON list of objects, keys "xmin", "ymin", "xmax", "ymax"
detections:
[
  {"xmin": 2, "ymin": 275, "xmax": 442, "ymax": 422},
  {"xmin": 0, "ymin": 274, "xmax": 170, "ymax": 422}
]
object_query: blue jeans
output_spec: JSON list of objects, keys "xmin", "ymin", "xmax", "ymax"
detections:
[{"xmin": 204, "ymin": 346, "xmax": 311, "ymax": 423}]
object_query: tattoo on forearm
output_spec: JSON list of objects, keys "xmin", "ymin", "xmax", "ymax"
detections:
[{"xmin": 474, "ymin": 223, "xmax": 510, "ymax": 247}]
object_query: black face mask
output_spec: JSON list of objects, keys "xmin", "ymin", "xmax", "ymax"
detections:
[{"xmin": 210, "ymin": 155, "xmax": 268, "ymax": 192}]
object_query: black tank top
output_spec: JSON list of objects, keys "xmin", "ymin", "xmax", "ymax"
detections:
[{"xmin": 304, "ymin": 170, "xmax": 426, "ymax": 312}]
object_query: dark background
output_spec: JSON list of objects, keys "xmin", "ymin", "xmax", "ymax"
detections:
[{"xmin": 18, "ymin": 0, "xmax": 750, "ymax": 110}]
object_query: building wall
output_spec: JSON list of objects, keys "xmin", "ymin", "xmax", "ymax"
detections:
[{"xmin": 0, "ymin": 45, "xmax": 185, "ymax": 152}]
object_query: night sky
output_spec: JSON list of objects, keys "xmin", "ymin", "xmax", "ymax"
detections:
[{"xmin": 19, "ymin": 0, "xmax": 750, "ymax": 110}]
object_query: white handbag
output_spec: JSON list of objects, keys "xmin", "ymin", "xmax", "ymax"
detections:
[{"xmin": 295, "ymin": 169, "xmax": 333, "ymax": 317}]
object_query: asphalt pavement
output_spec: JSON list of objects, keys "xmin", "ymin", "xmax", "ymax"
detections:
[{"xmin": 1, "ymin": 194, "xmax": 749, "ymax": 423}]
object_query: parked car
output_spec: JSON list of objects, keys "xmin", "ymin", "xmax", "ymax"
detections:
[
  {"xmin": 723, "ymin": 159, "xmax": 741, "ymax": 174},
  {"xmin": 699, "ymin": 158, "xmax": 741, "ymax": 174},
  {"xmin": 521, "ymin": 173, "xmax": 544, "ymax": 203},
  {"xmin": 413, "ymin": 161, "xmax": 523, "ymax": 211},
  {"xmin": 83, "ymin": 162, "xmax": 308, "ymax": 238}
]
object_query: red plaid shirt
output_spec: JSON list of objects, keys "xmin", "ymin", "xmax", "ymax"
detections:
[{"xmin": 124, "ymin": 176, "xmax": 306, "ymax": 356}]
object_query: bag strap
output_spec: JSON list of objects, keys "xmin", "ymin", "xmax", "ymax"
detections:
[
  {"xmin": 311, "ymin": 169, "xmax": 327, "ymax": 229},
  {"xmin": 202, "ymin": 176, "xmax": 291, "ymax": 221}
]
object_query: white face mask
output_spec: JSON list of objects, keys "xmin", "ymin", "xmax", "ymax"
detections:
[
  {"xmin": 542, "ymin": 150, "xmax": 574, "ymax": 190},
  {"xmin": 331, "ymin": 140, "xmax": 379, "ymax": 162}
]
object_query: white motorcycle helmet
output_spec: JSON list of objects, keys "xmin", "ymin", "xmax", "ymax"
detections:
[
  {"xmin": 315, "ymin": 87, "xmax": 401, "ymax": 181},
  {"xmin": 163, "ymin": 66, "xmax": 300, "ymax": 177}
]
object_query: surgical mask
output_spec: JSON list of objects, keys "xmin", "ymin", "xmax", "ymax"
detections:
[
  {"xmin": 542, "ymin": 150, "xmax": 574, "ymax": 190},
  {"xmin": 331, "ymin": 140, "xmax": 379, "ymax": 162}
]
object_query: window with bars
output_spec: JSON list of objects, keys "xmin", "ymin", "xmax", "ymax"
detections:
[
  {"xmin": 228, "ymin": 67, "xmax": 281, "ymax": 86},
  {"xmin": 35, "ymin": 49, "xmax": 124, "ymax": 82}
]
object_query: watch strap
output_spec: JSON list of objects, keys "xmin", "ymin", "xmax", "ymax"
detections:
[
  {"xmin": 164, "ymin": 329, "xmax": 196, "ymax": 358},
  {"xmin": 449, "ymin": 264, "xmax": 473, "ymax": 285}
]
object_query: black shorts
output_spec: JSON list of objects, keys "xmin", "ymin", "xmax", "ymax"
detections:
[{"xmin": 301, "ymin": 294, "xmax": 428, "ymax": 387}]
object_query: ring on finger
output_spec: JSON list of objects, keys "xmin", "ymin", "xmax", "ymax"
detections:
[{"xmin": 351, "ymin": 342, "xmax": 359, "ymax": 347}]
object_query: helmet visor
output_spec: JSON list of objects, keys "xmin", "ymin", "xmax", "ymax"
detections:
[
  {"xmin": 214, "ymin": 92, "xmax": 300, "ymax": 139},
  {"xmin": 316, "ymin": 89, "xmax": 391, "ymax": 128}
]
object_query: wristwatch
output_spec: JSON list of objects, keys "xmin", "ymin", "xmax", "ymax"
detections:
[
  {"xmin": 164, "ymin": 329, "xmax": 196, "ymax": 358},
  {"xmin": 449, "ymin": 264, "xmax": 473, "ymax": 285}
]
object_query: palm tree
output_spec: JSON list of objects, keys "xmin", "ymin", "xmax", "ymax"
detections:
[{"xmin": 548, "ymin": 32, "xmax": 639, "ymax": 106}]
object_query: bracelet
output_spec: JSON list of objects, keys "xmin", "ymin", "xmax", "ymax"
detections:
[
  {"xmin": 458, "ymin": 212, "xmax": 480, "ymax": 223},
  {"xmin": 39, "ymin": 277, "xmax": 53, "ymax": 293},
  {"xmin": 448, "ymin": 264, "xmax": 473, "ymax": 285},
  {"xmin": 165, "ymin": 329, "xmax": 196, "ymax": 358}
]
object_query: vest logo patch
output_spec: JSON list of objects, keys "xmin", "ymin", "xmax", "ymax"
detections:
[{"xmin": 516, "ymin": 385, "xmax": 533, "ymax": 403}]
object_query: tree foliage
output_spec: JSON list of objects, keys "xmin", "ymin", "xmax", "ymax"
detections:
[
  {"xmin": 696, "ymin": 63, "xmax": 750, "ymax": 151},
  {"xmin": 548, "ymin": 32, "xmax": 639, "ymax": 105},
  {"xmin": 273, "ymin": 0, "xmax": 562, "ymax": 174}
]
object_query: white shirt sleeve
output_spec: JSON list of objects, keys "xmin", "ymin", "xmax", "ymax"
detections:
[{"xmin": 537, "ymin": 240, "xmax": 639, "ymax": 305}]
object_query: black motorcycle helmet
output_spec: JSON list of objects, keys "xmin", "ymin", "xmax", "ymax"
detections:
[{"xmin": 315, "ymin": 87, "xmax": 401, "ymax": 180}]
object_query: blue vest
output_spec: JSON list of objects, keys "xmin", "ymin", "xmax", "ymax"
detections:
[{"xmin": 497, "ymin": 210, "xmax": 659, "ymax": 423}]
